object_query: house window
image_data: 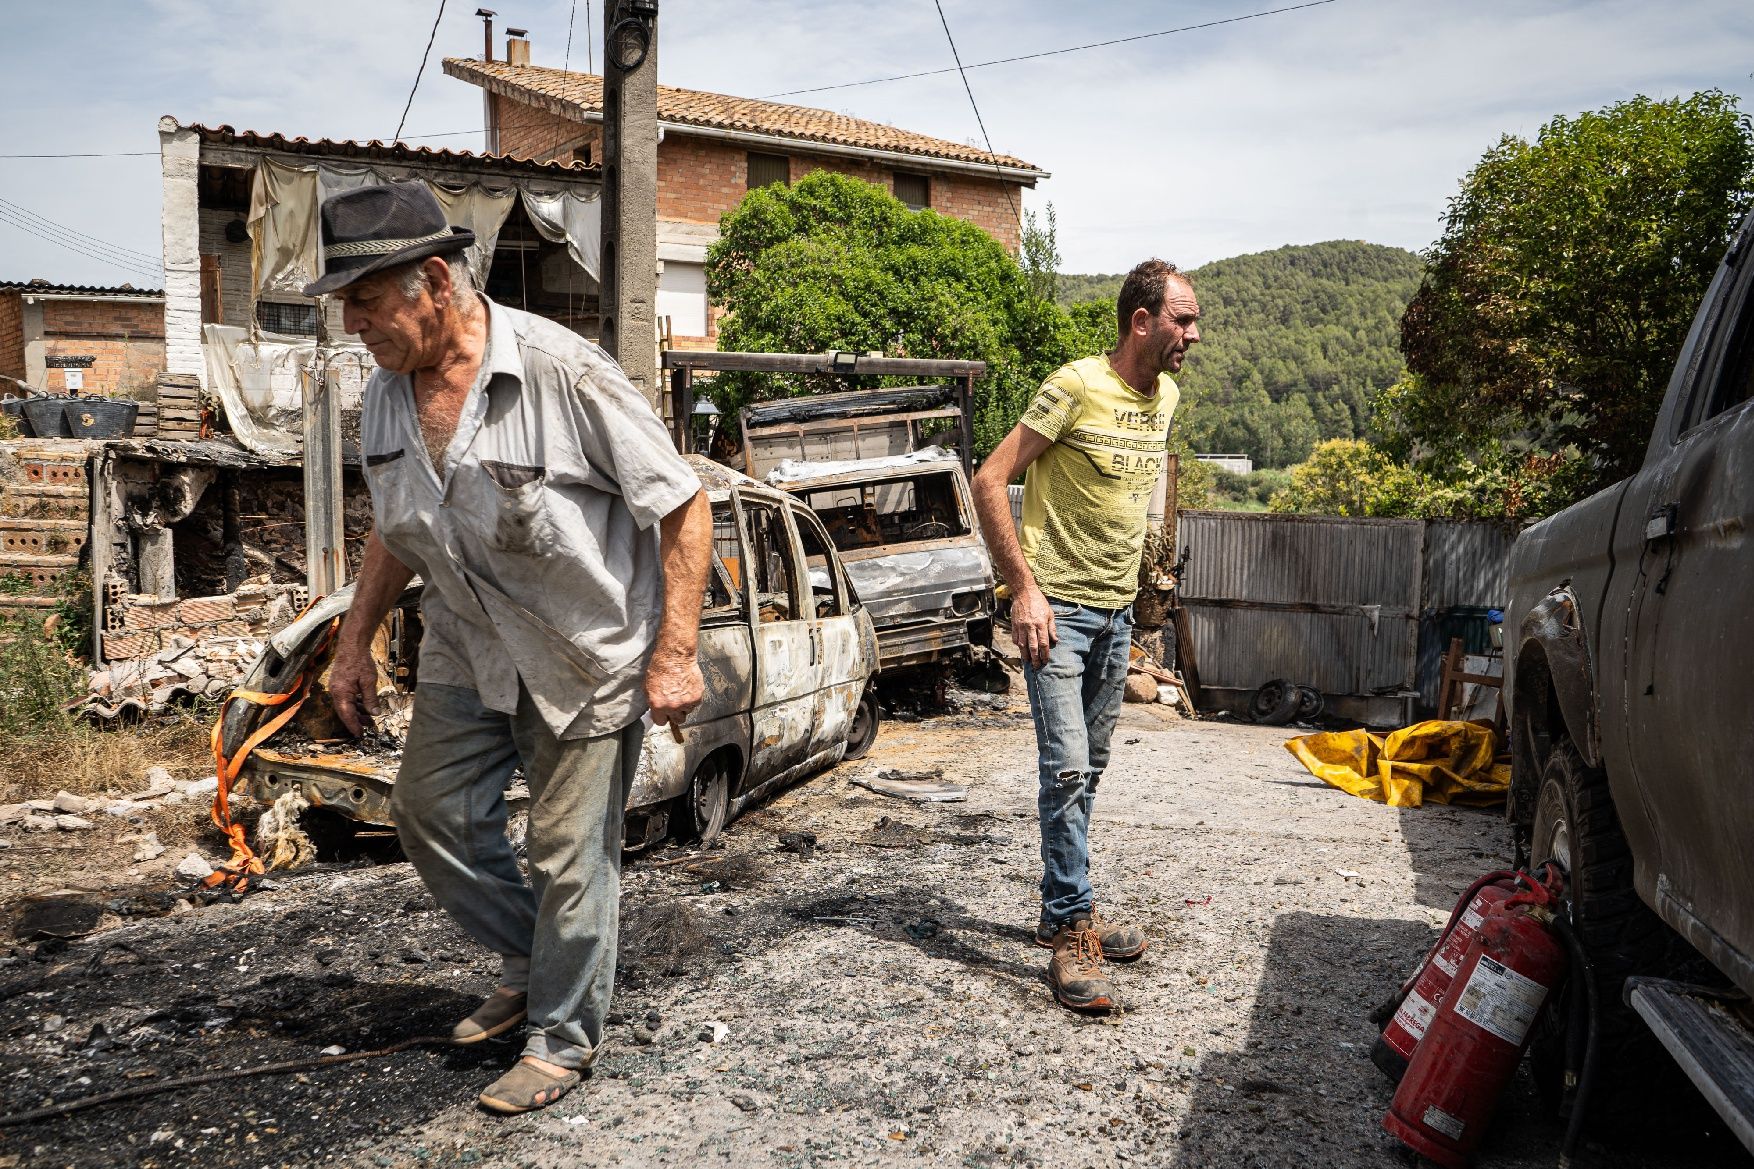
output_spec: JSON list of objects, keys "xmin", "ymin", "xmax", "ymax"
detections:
[
  {"xmin": 893, "ymin": 172, "xmax": 930, "ymax": 210},
  {"xmin": 747, "ymin": 152, "xmax": 790, "ymax": 191},
  {"xmin": 256, "ymin": 301, "xmax": 318, "ymax": 336}
]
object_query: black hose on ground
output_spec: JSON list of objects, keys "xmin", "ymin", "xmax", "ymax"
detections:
[{"xmin": 1552, "ymin": 911, "xmax": 1600, "ymax": 1169}]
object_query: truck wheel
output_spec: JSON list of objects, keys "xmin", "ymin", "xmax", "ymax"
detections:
[
  {"xmin": 1527, "ymin": 739, "xmax": 1707, "ymax": 1129},
  {"xmin": 843, "ymin": 690, "xmax": 880, "ymax": 761}
]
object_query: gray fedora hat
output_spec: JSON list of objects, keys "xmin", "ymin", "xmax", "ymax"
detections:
[{"xmin": 301, "ymin": 181, "xmax": 474, "ymax": 297}]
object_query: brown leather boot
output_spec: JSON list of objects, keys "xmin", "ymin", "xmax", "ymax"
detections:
[
  {"xmin": 1047, "ymin": 918, "xmax": 1119, "ymax": 1012},
  {"xmin": 1036, "ymin": 906, "xmax": 1147, "ymax": 961}
]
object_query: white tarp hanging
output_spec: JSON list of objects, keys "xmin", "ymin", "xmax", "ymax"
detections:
[
  {"xmin": 247, "ymin": 160, "xmax": 320, "ymax": 298},
  {"xmin": 519, "ymin": 187, "xmax": 602, "ymax": 280},
  {"xmin": 427, "ymin": 180, "xmax": 518, "ymax": 286},
  {"xmin": 203, "ymin": 324, "xmax": 373, "ymax": 457},
  {"xmin": 249, "ymin": 163, "xmax": 600, "ymax": 299}
]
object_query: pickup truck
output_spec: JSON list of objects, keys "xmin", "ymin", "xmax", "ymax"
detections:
[{"xmin": 1505, "ymin": 208, "xmax": 1754, "ymax": 1148}]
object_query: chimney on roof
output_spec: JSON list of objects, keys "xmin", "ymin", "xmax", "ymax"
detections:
[
  {"xmin": 506, "ymin": 28, "xmax": 530, "ymax": 65},
  {"xmin": 476, "ymin": 8, "xmax": 497, "ymax": 61}
]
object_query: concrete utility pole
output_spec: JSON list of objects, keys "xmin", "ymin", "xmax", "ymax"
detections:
[{"xmin": 598, "ymin": 0, "xmax": 661, "ymax": 407}]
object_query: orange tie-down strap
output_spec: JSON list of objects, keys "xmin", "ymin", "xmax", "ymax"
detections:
[{"xmin": 203, "ymin": 617, "xmax": 339, "ymax": 893}]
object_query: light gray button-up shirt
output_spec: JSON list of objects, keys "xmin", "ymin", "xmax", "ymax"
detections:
[{"xmin": 359, "ymin": 296, "xmax": 701, "ymax": 739}]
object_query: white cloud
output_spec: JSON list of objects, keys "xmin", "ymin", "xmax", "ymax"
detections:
[{"xmin": 2, "ymin": 0, "xmax": 1750, "ymax": 285}]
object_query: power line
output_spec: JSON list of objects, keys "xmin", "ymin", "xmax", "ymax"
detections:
[
  {"xmin": 0, "ymin": 151, "xmax": 156, "ymax": 159},
  {"xmin": 0, "ymin": 196, "xmax": 160, "ymax": 265},
  {"xmin": 563, "ymin": 0, "xmax": 578, "ymax": 70},
  {"xmin": 931, "ymin": 0, "xmax": 1018, "ymax": 225},
  {"xmin": 0, "ymin": 212, "xmax": 161, "ymax": 282},
  {"xmin": 766, "ymin": 0, "xmax": 1339, "ymax": 98},
  {"xmin": 0, "ymin": 196, "xmax": 161, "ymax": 270},
  {"xmin": 394, "ymin": 0, "xmax": 451, "ymax": 142}
]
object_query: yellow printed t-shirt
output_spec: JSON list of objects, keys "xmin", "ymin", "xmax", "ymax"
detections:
[{"xmin": 1017, "ymin": 354, "xmax": 1178, "ymax": 609}]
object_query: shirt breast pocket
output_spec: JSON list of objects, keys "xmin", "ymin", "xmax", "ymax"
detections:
[
  {"xmin": 475, "ymin": 460, "xmax": 558, "ymax": 557},
  {"xmin": 365, "ymin": 448, "xmax": 423, "ymax": 545}
]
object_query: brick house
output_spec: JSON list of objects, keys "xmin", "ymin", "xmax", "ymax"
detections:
[
  {"xmin": 443, "ymin": 49, "xmax": 1048, "ymax": 348},
  {"xmin": 0, "ymin": 281, "xmax": 165, "ymax": 398}
]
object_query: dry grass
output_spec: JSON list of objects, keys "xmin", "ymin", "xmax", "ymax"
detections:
[{"xmin": 0, "ymin": 712, "xmax": 214, "ymax": 803}]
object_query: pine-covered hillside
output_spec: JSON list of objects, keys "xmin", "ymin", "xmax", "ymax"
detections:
[{"xmin": 1063, "ymin": 241, "xmax": 1423, "ymax": 468}]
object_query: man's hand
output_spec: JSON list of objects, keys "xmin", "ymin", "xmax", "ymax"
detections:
[
  {"xmin": 1011, "ymin": 584, "xmax": 1058, "ymax": 668},
  {"xmin": 645, "ymin": 647, "xmax": 704, "ymax": 740},
  {"xmin": 328, "ymin": 646, "xmax": 382, "ymax": 737}
]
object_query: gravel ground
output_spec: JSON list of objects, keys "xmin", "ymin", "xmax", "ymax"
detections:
[{"xmin": 2, "ymin": 693, "xmax": 1750, "ymax": 1169}]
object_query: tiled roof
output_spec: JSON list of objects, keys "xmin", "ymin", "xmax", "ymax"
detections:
[
  {"xmin": 443, "ymin": 59, "xmax": 1045, "ymax": 177},
  {"xmin": 174, "ymin": 119, "xmax": 598, "ymax": 177},
  {"xmin": 0, "ymin": 280, "xmax": 163, "ymax": 298}
]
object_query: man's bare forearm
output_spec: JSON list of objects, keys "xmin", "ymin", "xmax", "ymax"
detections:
[
  {"xmin": 652, "ymin": 490, "xmax": 712, "ymax": 661},
  {"xmin": 972, "ymin": 471, "xmax": 1038, "ymax": 596},
  {"xmin": 338, "ymin": 529, "xmax": 416, "ymax": 653}
]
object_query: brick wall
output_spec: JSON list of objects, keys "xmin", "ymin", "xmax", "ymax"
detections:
[
  {"xmin": 492, "ymin": 96, "xmax": 1025, "ymax": 249},
  {"xmin": 494, "ymin": 96, "xmax": 599, "ymax": 163},
  {"xmin": 24, "ymin": 297, "xmax": 167, "ymax": 397},
  {"xmin": 0, "ymin": 292, "xmax": 22, "ymax": 381}
]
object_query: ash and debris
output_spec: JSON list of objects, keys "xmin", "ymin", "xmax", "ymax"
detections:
[{"xmin": 0, "ymin": 702, "xmax": 1746, "ymax": 1169}]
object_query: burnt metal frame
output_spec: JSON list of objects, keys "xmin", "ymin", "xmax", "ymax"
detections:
[{"xmin": 659, "ymin": 350, "xmax": 986, "ymax": 477}]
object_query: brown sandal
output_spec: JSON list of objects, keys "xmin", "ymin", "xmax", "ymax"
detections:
[
  {"xmin": 478, "ymin": 1059, "xmax": 580, "ymax": 1114},
  {"xmin": 452, "ymin": 990, "xmax": 527, "ymax": 1045}
]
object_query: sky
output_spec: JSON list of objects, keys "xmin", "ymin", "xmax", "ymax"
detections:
[{"xmin": 3, "ymin": 0, "xmax": 1752, "ymax": 287}]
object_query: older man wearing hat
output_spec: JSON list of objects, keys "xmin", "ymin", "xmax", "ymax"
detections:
[{"xmin": 311, "ymin": 181, "xmax": 712, "ymax": 1113}]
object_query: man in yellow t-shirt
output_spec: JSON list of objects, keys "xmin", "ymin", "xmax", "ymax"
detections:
[{"xmin": 972, "ymin": 259, "xmax": 1200, "ymax": 1013}]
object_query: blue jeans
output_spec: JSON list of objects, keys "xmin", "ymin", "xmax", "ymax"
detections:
[
  {"xmin": 1023, "ymin": 597, "xmax": 1134, "ymax": 929},
  {"xmin": 391, "ymin": 682, "xmax": 640, "ymax": 1071}
]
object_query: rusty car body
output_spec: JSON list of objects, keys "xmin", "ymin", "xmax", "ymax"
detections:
[
  {"xmin": 767, "ymin": 449, "xmax": 995, "ymax": 672},
  {"xmin": 1505, "ymin": 208, "xmax": 1754, "ymax": 1147},
  {"xmin": 218, "ymin": 457, "xmax": 878, "ymax": 846}
]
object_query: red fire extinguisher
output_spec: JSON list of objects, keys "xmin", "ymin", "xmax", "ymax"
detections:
[
  {"xmin": 1383, "ymin": 867, "xmax": 1568, "ymax": 1168},
  {"xmin": 1372, "ymin": 871, "xmax": 1517, "ymax": 1082}
]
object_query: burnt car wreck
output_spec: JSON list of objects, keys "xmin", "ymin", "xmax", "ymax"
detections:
[{"xmin": 217, "ymin": 457, "xmax": 879, "ymax": 848}]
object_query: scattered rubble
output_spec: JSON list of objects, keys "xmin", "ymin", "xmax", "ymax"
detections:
[
  {"xmin": 173, "ymin": 852, "xmax": 215, "ymax": 880},
  {"xmin": 76, "ymin": 635, "xmax": 264, "ymax": 721},
  {"xmin": 131, "ymin": 832, "xmax": 166, "ymax": 862}
]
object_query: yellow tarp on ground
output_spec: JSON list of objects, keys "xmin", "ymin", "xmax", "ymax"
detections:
[{"xmin": 1284, "ymin": 720, "xmax": 1511, "ymax": 808}]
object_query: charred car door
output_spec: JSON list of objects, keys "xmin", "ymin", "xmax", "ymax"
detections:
[
  {"xmin": 738, "ymin": 494, "xmax": 816, "ymax": 785},
  {"xmin": 792, "ymin": 502, "xmax": 867, "ymax": 761}
]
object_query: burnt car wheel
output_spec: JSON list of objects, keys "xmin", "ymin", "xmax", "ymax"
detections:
[
  {"xmin": 843, "ymin": 690, "xmax": 880, "ymax": 761},
  {"xmin": 1295, "ymin": 685, "xmax": 1325, "ymax": 721},
  {"xmin": 1249, "ymin": 678, "xmax": 1300, "ymax": 725},
  {"xmin": 690, "ymin": 756, "xmax": 730, "ymax": 845},
  {"xmin": 1527, "ymin": 738, "xmax": 1710, "ymax": 1131}
]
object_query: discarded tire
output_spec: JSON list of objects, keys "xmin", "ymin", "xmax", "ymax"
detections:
[
  {"xmin": 1295, "ymin": 685, "xmax": 1325, "ymax": 721},
  {"xmin": 1249, "ymin": 678, "xmax": 1301, "ymax": 726}
]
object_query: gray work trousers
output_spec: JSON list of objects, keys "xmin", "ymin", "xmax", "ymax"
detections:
[{"xmin": 391, "ymin": 681, "xmax": 639, "ymax": 1070}]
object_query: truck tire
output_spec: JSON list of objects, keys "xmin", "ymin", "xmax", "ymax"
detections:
[{"xmin": 1526, "ymin": 739, "xmax": 1708, "ymax": 1130}]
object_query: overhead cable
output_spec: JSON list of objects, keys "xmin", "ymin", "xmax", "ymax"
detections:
[
  {"xmin": 766, "ymin": 0, "xmax": 1339, "ymax": 98},
  {"xmin": 394, "ymin": 0, "xmax": 451, "ymax": 142},
  {"xmin": 931, "ymin": 0, "xmax": 1019, "ymax": 222},
  {"xmin": 0, "ymin": 196, "xmax": 161, "ymax": 265}
]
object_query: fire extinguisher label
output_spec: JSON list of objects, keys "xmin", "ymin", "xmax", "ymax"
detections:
[
  {"xmin": 1453, "ymin": 954, "xmax": 1548, "ymax": 1046},
  {"xmin": 1392, "ymin": 989, "xmax": 1437, "ymax": 1039},
  {"xmin": 1421, "ymin": 1104, "xmax": 1467, "ymax": 1141}
]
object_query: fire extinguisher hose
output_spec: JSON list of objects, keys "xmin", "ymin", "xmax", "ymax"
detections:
[
  {"xmin": 1369, "ymin": 868, "xmax": 1519, "ymax": 1026},
  {"xmin": 1551, "ymin": 910, "xmax": 1600, "ymax": 1169}
]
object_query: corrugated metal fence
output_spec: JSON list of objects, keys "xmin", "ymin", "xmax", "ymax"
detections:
[{"xmin": 1177, "ymin": 511, "xmax": 1516, "ymax": 715}]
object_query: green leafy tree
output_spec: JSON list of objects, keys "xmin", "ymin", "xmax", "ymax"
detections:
[
  {"xmin": 705, "ymin": 172, "xmax": 1069, "ymax": 453},
  {"xmin": 1393, "ymin": 91, "xmax": 1754, "ymax": 499}
]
